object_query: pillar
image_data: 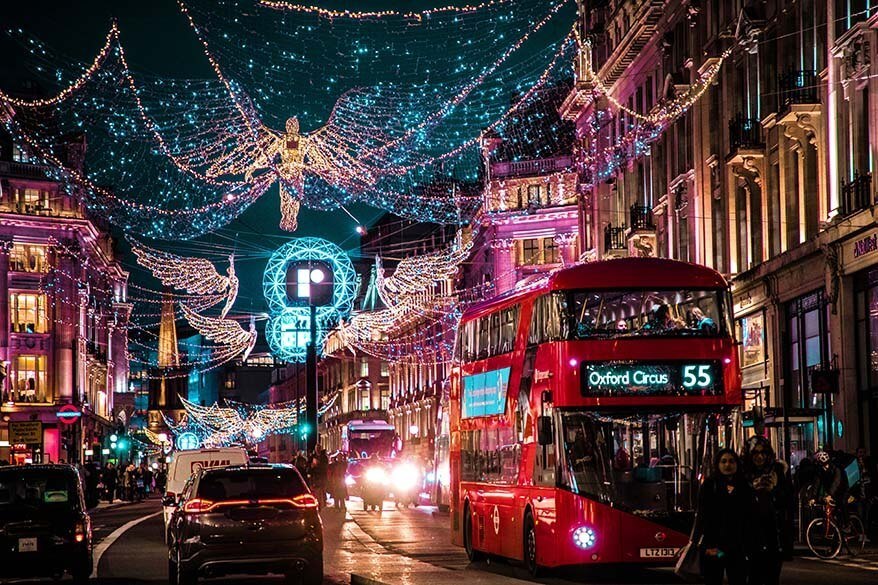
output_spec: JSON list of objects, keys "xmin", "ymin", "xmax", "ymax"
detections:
[
  {"xmin": 491, "ymin": 238, "xmax": 516, "ymax": 295},
  {"xmin": 54, "ymin": 245, "xmax": 77, "ymax": 403},
  {"xmin": 0, "ymin": 240, "xmax": 10, "ymax": 400}
]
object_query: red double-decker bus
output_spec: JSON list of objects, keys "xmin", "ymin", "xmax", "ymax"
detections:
[{"xmin": 449, "ymin": 258, "xmax": 742, "ymax": 575}]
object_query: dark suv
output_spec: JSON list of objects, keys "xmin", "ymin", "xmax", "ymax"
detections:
[
  {"xmin": 167, "ymin": 464, "xmax": 322, "ymax": 585},
  {"xmin": 0, "ymin": 465, "xmax": 92, "ymax": 583}
]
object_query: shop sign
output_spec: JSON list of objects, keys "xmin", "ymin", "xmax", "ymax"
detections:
[
  {"xmin": 853, "ymin": 233, "xmax": 878, "ymax": 258},
  {"xmin": 9, "ymin": 421, "xmax": 42, "ymax": 445}
]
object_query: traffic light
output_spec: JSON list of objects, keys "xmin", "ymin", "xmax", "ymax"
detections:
[{"xmin": 299, "ymin": 423, "xmax": 310, "ymax": 438}]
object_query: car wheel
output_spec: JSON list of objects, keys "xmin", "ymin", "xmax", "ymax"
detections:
[
  {"xmin": 295, "ymin": 557, "xmax": 323, "ymax": 585},
  {"xmin": 524, "ymin": 512, "xmax": 541, "ymax": 577},
  {"xmin": 463, "ymin": 502, "xmax": 484, "ymax": 562},
  {"xmin": 71, "ymin": 568, "xmax": 89, "ymax": 585},
  {"xmin": 168, "ymin": 556, "xmax": 179, "ymax": 585},
  {"xmin": 175, "ymin": 550, "xmax": 197, "ymax": 585}
]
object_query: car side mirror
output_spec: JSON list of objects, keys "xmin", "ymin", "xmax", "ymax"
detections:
[{"xmin": 538, "ymin": 416, "xmax": 553, "ymax": 446}]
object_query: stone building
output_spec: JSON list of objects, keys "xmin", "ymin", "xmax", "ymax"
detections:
[
  {"xmin": 0, "ymin": 129, "xmax": 130, "ymax": 464},
  {"xmin": 563, "ymin": 0, "xmax": 878, "ymax": 461}
]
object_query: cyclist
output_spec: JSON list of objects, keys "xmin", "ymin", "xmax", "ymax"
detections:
[{"xmin": 812, "ymin": 450, "xmax": 851, "ymax": 531}]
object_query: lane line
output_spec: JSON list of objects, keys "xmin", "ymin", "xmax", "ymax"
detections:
[{"xmin": 91, "ymin": 510, "xmax": 162, "ymax": 578}]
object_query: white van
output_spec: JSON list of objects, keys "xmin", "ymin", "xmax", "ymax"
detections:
[{"xmin": 162, "ymin": 447, "xmax": 248, "ymax": 531}]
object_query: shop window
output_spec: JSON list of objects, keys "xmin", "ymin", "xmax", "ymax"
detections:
[
  {"xmin": 10, "ymin": 244, "xmax": 48, "ymax": 273},
  {"xmin": 12, "ymin": 355, "xmax": 48, "ymax": 403},
  {"xmin": 10, "ymin": 293, "xmax": 47, "ymax": 333}
]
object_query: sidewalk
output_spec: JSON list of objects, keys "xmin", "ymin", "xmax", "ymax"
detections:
[{"xmin": 323, "ymin": 507, "xmax": 533, "ymax": 585}]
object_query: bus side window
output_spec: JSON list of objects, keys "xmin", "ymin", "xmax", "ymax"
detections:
[{"xmin": 534, "ymin": 418, "xmax": 556, "ymax": 487}]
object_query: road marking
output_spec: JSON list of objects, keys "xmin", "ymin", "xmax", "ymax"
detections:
[
  {"xmin": 91, "ymin": 510, "xmax": 162, "ymax": 578},
  {"xmin": 804, "ymin": 556, "xmax": 878, "ymax": 572}
]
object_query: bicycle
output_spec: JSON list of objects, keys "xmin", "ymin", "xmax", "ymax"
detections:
[{"xmin": 805, "ymin": 498, "xmax": 866, "ymax": 559}]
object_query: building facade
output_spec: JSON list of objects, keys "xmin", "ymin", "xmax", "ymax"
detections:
[
  {"xmin": 0, "ymin": 130, "xmax": 130, "ymax": 464},
  {"xmin": 563, "ymin": 0, "xmax": 878, "ymax": 461}
]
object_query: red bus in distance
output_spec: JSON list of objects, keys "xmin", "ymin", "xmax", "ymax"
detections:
[{"xmin": 449, "ymin": 258, "xmax": 742, "ymax": 575}]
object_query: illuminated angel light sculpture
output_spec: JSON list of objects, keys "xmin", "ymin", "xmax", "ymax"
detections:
[
  {"xmin": 181, "ymin": 304, "xmax": 257, "ymax": 362},
  {"xmin": 131, "ymin": 238, "xmax": 240, "ymax": 319}
]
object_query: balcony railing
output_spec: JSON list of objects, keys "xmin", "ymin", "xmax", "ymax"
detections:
[
  {"xmin": 840, "ymin": 171, "xmax": 873, "ymax": 216},
  {"xmin": 629, "ymin": 204, "xmax": 655, "ymax": 230},
  {"xmin": 490, "ymin": 155, "xmax": 574, "ymax": 179},
  {"xmin": 729, "ymin": 115, "xmax": 764, "ymax": 151},
  {"xmin": 0, "ymin": 160, "xmax": 50, "ymax": 180},
  {"xmin": 604, "ymin": 224, "xmax": 627, "ymax": 251},
  {"xmin": 779, "ymin": 70, "xmax": 819, "ymax": 108}
]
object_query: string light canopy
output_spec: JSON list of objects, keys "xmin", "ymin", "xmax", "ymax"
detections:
[{"xmin": 0, "ymin": 0, "xmax": 578, "ymax": 238}]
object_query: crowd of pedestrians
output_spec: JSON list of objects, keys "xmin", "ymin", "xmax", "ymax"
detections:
[
  {"xmin": 292, "ymin": 446, "xmax": 349, "ymax": 509},
  {"xmin": 80, "ymin": 460, "xmax": 166, "ymax": 507},
  {"xmin": 686, "ymin": 439, "xmax": 876, "ymax": 585}
]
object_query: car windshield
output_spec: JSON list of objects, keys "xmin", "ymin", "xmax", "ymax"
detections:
[
  {"xmin": 0, "ymin": 469, "xmax": 79, "ymax": 512},
  {"xmin": 197, "ymin": 468, "xmax": 307, "ymax": 501},
  {"xmin": 557, "ymin": 409, "xmax": 735, "ymax": 534},
  {"xmin": 564, "ymin": 289, "xmax": 729, "ymax": 339}
]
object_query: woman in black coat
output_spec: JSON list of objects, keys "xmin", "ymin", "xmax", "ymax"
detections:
[
  {"xmin": 692, "ymin": 448, "xmax": 753, "ymax": 585},
  {"xmin": 743, "ymin": 437, "xmax": 793, "ymax": 585}
]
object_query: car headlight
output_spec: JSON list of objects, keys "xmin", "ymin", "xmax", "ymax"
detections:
[
  {"xmin": 572, "ymin": 526, "xmax": 597, "ymax": 549},
  {"xmin": 392, "ymin": 463, "xmax": 420, "ymax": 490},
  {"xmin": 365, "ymin": 466, "xmax": 388, "ymax": 484}
]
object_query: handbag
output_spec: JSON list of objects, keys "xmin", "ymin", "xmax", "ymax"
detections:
[{"xmin": 674, "ymin": 541, "xmax": 701, "ymax": 582}]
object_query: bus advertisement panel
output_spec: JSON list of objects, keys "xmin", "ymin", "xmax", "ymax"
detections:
[{"xmin": 449, "ymin": 258, "xmax": 742, "ymax": 575}]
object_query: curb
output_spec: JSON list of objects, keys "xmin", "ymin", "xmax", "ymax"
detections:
[{"xmin": 351, "ymin": 575, "xmax": 391, "ymax": 585}]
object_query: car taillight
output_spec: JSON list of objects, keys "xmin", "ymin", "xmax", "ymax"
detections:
[
  {"xmin": 74, "ymin": 520, "xmax": 87, "ymax": 543},
  {"xmin": 183, "ymin": 498, "xmax": 214, "ymax": 514},
  {"xmin": 289, "ymin": 494, "xmax": 319, "ymax": 509}
]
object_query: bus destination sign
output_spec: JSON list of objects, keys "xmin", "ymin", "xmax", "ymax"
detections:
[
  {"xmin": 581, "ymin": 361, "xmax": 722, "ymax": 397},
  {"xmin": 462, "ymin": 367, "xmax": 511, "ymax": 418}
]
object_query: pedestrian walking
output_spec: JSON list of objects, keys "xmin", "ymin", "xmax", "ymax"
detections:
[
  {"xmin": 692, "ymin": 448, "xmax": 752, "ymax": 585},
  {"xmin": 743, "ymin": 437, "xmax": 793, "ymax": 585},
  {"xmin": 102, "ymin": 462, "xmax": 117, "ymax": 503},
  {"xmin": 310, "ymin": 448, "xmax": 329, "ymax": 507}
]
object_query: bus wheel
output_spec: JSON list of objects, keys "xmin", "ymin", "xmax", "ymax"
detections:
[
  {"xmin": 524, "ymin": 512, "xmax": 541, "ymax": 577},
  {"xmin": 463, "ymin": 503, "xmax": 484, "ymax": 562}
]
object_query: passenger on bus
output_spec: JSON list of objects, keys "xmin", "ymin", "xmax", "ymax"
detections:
[
  {"xmin": 690, "ymin": 307, "xmax": 718, "ymax": 333},
  {"xmin": 616, "ymin": 320, "xmax": 628, "ymax": 332},
  {"xmin": 570, "ymin": 428, "xmax": 596, "ymax": 472}
]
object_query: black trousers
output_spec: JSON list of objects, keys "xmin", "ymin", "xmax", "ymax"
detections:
[
  {"xmin": 748, "ymin": 550, "xmax": 783, "ymax": 585},
  {"xmin": 702, "ymin": 552, "xmax": 747, "ymax": 585}
]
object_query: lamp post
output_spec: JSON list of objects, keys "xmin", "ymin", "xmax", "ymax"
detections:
[{"xmin": 302, "ymin": 265, "xmax": 330, "ymax": 453}]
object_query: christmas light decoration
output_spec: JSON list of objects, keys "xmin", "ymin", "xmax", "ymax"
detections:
[
  {"xmin": 0, "ymin": 0, "xmax": 577, "ymax": 236},
  {"xmin": 262, "ymin": 237, "xmax": 357, "ymax": 362},
  {"xmin": 180, "ymin": 304, "xmax": 258, "ymax": 362},
  {"xmin": 130, "ymin": 238, "xmax": 239, "ymax": 318}
]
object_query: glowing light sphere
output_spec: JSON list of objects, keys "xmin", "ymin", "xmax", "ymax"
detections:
[
  {"xmin": 175, "ymin": 432, "xmax": 201, "ymax": 451},
  {"xmin": 263, "ymin": 237, "xmax": 357, "ymax": 363}
]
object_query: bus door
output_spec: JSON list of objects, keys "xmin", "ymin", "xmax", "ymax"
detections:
[
  {"xmin": 481, "ymin": 442, "xmax": 521, "ymax": 558},
  {"xmin": 531, "ymin": 416, "xmax": 557, "ymax": 564}
]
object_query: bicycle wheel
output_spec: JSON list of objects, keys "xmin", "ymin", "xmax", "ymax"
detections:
[
  {"xmin": 846, "ymin": 515, "xmax": 866, "ymax": 556},
  {"xmin": 806, "ymin": 518, "xmax": 842, "ymax": 559}
]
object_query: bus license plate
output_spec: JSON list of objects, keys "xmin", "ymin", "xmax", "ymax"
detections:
[
  {"xmin": 18, "ymin": 537, "xmax": 37, "ymax": 552},
  {"xmin": 639, "ymin": 547, "xmax": 679, "ymax": 559}
]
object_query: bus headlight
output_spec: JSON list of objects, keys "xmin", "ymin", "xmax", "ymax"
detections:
[{"xmin": 572, "ymin": 526, "xmax": 597, "ymax": 549}]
